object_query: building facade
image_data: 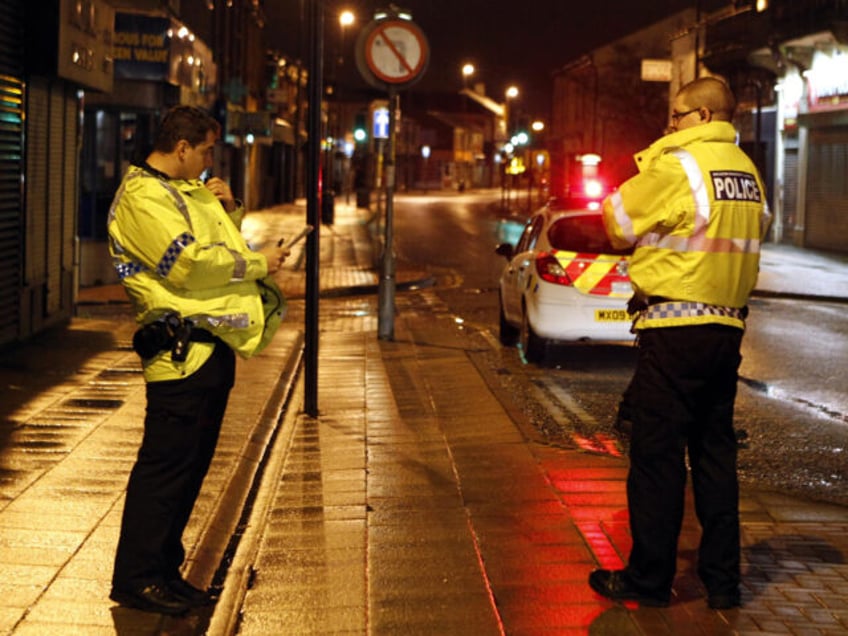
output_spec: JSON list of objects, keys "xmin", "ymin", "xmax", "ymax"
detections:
[
  {"xmin": 733, "ymin": 0, "xmax": 848, "ymax": 251},
  {"xmin": 1, "ymin": 0, "xmax": 300, "ymax": 348},
  {"xmin": 550, "ymin": 11, "xmax": 697, "ymax": 198},
  {"xmin": 0, "ymin": 0, "xmax": 117, "ymax": 348}
]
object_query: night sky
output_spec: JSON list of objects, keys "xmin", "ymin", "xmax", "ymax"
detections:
[{"xmin": 264, "ymin": 0, "xmax": 726, "ymax": 118}]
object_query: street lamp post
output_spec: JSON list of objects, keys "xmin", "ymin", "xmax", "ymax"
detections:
[
  {"xmin": 459, "ymin": 62, "xmax": 475, "ymax": 187},
  {"xmin": 461, "ymin": 62, "xmax": 475, "ymax": 89},
  {"xmin": 421, "ymin": 144, "xmax": 430, "ymax": 193},
  {"xmin": 334, "ymin": 9, "xmax": 355, "ymax": 204},
  {"xmin": 531, "ymin": 120, "xmax": 547, "ymax": 205},
  {"xmin": 503, "ymin": 85, "xmax": 519, "ymax": 211},
  {"xmin": 505, "ymin": 85, "xmax": 519, "ymax": 135},
  {"xmin": 338, "ymin": 9, "xmax": 354, "ymax": 66}
]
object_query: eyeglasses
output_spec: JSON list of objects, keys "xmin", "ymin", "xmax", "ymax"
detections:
[{"xmin": 670, "ymin": 107, "xmax": 701, "ymax": 124}]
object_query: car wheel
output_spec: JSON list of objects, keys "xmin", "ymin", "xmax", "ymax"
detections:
[
  {"xmin": 520, "ymin": 307, "xmax": 545, "ymax": 363},
  {"xmin": 499, "ymin": 297, "xmax": 519, "ymax": 346}
]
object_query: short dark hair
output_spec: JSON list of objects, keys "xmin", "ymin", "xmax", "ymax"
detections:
[
  {"xmin": 677, "ymin": 77, "xmax": 737, "ymax": 121},
  {"xmin": 152, "ymin": 105, "xmax": 220, "ymax": 153}
]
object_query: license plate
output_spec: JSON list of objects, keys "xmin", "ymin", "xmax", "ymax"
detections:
[{"xmin": 595, "ymin": 309, "xmax": 630, "ymax": 322}]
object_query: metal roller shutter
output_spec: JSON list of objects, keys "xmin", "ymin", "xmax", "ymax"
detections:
[
  {"xmin": 46, "ymin": 85, "xmax": 65, "ymax": 315},
  {"xmin": 25, "ymin": 77, "xmax": 77, "ymax": 327},
  {"xmin": 25, "ymin": 78, "xmax": 48, "ymax": 294},
  {"xmin": 0, "ymin": 0, "xmax": 24, "ymax": 346},
  {"xmin": 782, "ymin": 148, "xmax": 798, "ymax": 243},
  {"xmin": 806, "ymin": 127, "xmax": 848, "ymax": 253}
]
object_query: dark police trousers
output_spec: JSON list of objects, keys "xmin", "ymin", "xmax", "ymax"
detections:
[
  {"xmin": 624, "ymin": 324, "xmax": 743, "ymax": 598},
  {"xmin": 112, "ymin": 341, "xmax": 235, "ymax": 591}
]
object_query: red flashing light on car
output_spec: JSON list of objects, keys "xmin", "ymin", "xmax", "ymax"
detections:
[{"xmin": 583, "ymin": 177, "xmax": 604, "ymax": 199}]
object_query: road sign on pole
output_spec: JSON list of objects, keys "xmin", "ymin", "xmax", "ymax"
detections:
[
  {"xmin": 355, "ymin": 15, "xmax": 429, "ymax": 92},
  {"xmin": 373, "ymin": 106, "xmax": 389, "ymax": 139},
  {"xmin": 355, "ymin": 10, "xmax": 428, "ymax": 341}
]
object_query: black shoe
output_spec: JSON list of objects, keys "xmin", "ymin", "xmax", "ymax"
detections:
[
  {"xmin": 588, "ymin": 569, "xmax": 669, "ymax": 607},
  {"xmin": 708, "ymin": 592, "xmax": 741, "ymax": 609},
  {"xmin": 168, "ymin": 577, "xmax": 215, "ymax": 607},
  {"xmin": 110, "ymin": 583, "xmax": 191, "ymax": 615}
]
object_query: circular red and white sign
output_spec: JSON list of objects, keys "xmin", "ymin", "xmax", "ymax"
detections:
[{"xmin": 363, "ymin": 20, "xmax": 429, "ymax": 85}]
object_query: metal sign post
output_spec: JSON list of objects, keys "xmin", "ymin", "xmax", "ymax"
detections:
[
  {"xmin": 355, "ymin": 8, "xmax": 429, "ymax": 340},
  {"xmin": 377, "ymin": 90, "xmax": 398, "ymax": 340},
  {"xmin": 304, "ymin": 0, "xmax": 323, "ymax": 416}
]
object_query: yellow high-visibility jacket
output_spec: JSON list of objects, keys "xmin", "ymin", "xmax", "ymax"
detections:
[
  {"xmin": 603, "ymin": 121, "xmax": 772, "ymax": 330},
  {"xmin": 108, "ymin": 164, "xmax": 284, "ymax": 382}
]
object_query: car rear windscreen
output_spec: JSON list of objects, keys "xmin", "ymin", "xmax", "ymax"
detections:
[{"xmin": 548, "ymin": 214, "xmax": 632, "ymax": 255}]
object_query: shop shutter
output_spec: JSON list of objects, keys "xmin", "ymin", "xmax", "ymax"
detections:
[
  {"xmin": 782, "ymin": 148, "xmax": 798, "ymax": 243},
  {"xmin": 46, "ymin": 85, "xmax": 65, "ymax": 315},
  {"xmin": 25, "ymin": 77, "xmax": 77, "ymax": 326},
  {"xmin": 0, "ymin": 0, "xmax": 24, "ymax": 346},
  {"xmin": 25, "ymin": 78, "xmax": 48, "ymax": 303},
  {"xmin": 806, "ymin": 127, "xmax": 848, "ymax": 252}
]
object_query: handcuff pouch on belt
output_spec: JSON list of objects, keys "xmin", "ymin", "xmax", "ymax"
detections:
[{"xmin": 132, "ymin": 312, "xmax": 213, "ymax": 362}]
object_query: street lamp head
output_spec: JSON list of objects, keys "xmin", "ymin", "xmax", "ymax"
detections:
[
  {"xmin": 506, "ymin": 85, "xmax": 519, "ymax": 99},
  {"xmin": 462, "ymin": 63, "xmax": 475, "ymax": 78},
  {"xmin": 531, "ymin": 120, "xmax": 545, "ymax": 132},
  {"xmin": 339, "ymin": 10, "xmax": 355, "ymax": 27}
]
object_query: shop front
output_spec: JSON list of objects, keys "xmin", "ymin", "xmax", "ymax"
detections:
[
  {"xmin": 80, "ymin": 11, "xmax": 217, "ymax": 286},
  {"xmin": 797, "ymin": 44, "xmax": 848, "ymax": 252}
]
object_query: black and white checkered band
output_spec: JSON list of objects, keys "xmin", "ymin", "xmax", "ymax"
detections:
[
  {"xmin": 642, "ymin": 301, "xmax": 745, "ymax": 321},
  {"xmin": 156, "ymin": 232, "xmax": 196, "ymax": 277},
  {"xmin": 115, "ymin": 261, "xmax": 146, "ymax": 280}
]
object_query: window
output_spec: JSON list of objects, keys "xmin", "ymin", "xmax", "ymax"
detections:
[
  {"xmin": 548, "ymin": 214, "xmax": 631, "ymax": 255},
  {"xmin": 516, "ymin": 215, "xmax": 544, "ymax": 253}
]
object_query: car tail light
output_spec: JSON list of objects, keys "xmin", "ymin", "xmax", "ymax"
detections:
[{"xmin": 535, "ymin": 252, "xmax": 573, "ymax": 286}]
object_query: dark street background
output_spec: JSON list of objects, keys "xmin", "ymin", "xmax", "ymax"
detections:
[{"xmin": 264, "ymin": 0, "xmax": 727, "ymax": 117}]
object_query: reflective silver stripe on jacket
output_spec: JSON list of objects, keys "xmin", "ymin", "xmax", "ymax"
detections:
[
  {"xmin": 637, "ymin": 148, "xmax": 762, "ymax": 256},
  {"xmin": 610, "ymin": 191, "xmax": 636, "ymax": 245},
  {"xmin": 228, "ymin": 249, "xmax": 247, "ymax": 279},
  {"xmin": 192, "ymin": 313, "xmax": 252, "ymax": 330},
  {"xmin": 642, "ymin": 301, "xmax": 745, "ymax": 322}
]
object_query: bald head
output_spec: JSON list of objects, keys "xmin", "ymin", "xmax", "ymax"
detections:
[{"xmin": 677, "ymin": 77, "xmax": 736, "ymax": 122}]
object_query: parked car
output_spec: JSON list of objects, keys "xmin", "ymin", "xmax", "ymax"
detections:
[{"xmin": 495, "ymin": 199, "xmax": 635, "ymax": 363}]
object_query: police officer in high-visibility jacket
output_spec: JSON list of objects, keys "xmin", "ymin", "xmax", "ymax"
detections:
[
  {"xmin": 107, "ymin": 106, "xmax": 287, "ymax": 615},
  {"xmin": 589, "ymin": 78, "xmax": 771, "ymax": 610}
]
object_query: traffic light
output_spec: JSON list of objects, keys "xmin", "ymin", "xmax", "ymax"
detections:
[{"xmin": 353, "ymin": 112, "xmax": 367, "ymax": 144}]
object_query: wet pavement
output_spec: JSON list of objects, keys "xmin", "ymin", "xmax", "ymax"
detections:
[{"xmin": 1, "ymin": 195, "xmax": 847, "ymax": 634}]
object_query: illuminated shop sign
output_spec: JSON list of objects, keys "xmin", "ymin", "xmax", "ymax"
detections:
[
  {"xmin": 777, "ymin": 69, "xmax": 803, "ymax": 130},
  {"xmin": 114, "ymin": 13, "xmax": 170, "ymax": 81},
  {"xmin": 805, "ymin": 49, "xmax": 848, "ymax": 112}
]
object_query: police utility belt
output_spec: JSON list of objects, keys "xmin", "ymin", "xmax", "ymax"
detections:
[{"xmin": 132, "ymin": 312, "xmax": 217, "ymax": 361}]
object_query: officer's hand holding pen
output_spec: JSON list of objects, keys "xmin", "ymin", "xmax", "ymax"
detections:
[
  {"xmin": 262, "ymin": 225, "xmax": 312, "ymax": 275},
  {"xmin": 258, "ymin": 244, "xmax": 289, "ymax": 275}
]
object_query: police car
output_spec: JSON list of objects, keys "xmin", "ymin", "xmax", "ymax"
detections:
[{"xmin": 495, "ymin": 199, "xmax": 635, "ymax": 363}]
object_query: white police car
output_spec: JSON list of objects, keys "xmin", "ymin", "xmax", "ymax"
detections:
[{"xmin": 496, "ymin": 199, "xmax": 635, "ymax": 363}]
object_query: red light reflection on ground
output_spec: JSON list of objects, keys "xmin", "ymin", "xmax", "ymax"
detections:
[{"xmin": 571, "ymin": 433, "xmax": 623, "ymax": 457}]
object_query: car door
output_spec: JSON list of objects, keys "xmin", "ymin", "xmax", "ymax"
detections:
[{"xmin": 502, "ymin": 215, "xmax": 544, "ymax": 323}]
